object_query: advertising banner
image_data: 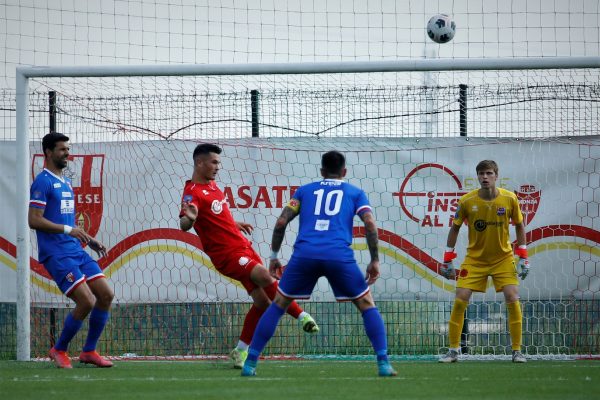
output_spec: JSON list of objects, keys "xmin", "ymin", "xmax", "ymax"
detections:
[{"xmin": 1, "ymin": 138, "xmax": 599, "ymax": 304}]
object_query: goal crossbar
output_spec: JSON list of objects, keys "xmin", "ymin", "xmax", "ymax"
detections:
[{"xmin": 16, "ymin": 56, "xmax": 600, "ymax": 78}]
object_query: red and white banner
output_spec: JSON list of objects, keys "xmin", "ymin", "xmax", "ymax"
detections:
[{"xmin": 1, "ymin": 138, "xmax": 599, "ymax": 303}]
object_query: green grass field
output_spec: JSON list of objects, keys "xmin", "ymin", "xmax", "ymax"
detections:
[{"xmin": 1, "ymin": 359, "xmax": 598, "ymax": 400}]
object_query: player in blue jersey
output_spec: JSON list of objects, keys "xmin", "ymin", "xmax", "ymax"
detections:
[
  {"xmin": 241, "ymin": 150, "xmax": 396, "ymax": 377},
  {"xmin": 29, "ymin": 132, "xmax": 114, "ymax": 368}
]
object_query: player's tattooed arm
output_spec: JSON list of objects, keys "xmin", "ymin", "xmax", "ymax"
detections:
[
  {"xmin": 360, "ymin": 211, "xmax": 379, "ymax": 262},
  {"xmin": 271, "ymin": 206, "xmax": 298, "ymax": 253}
]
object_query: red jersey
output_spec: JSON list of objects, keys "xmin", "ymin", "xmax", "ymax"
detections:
[{"xmin": 180, "ymin": 180, "xmax": 251, "ymax": 259}]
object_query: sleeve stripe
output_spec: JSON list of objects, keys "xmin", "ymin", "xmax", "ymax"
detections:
[
  {"xmin": 29, "ymin": 200, "xmax": 46, "ymax": 207},
  {"xmin": 356, "ymin": 205, "xmax": 372, "ymax": 215}
]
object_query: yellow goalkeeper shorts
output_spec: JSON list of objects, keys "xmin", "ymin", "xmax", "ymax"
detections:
[{"xmin": 457, "ymin": 257, "xmax": 519, "ymax": 292}]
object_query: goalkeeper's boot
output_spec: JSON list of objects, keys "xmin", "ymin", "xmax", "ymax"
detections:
[
  {"xmin": 79, "ymin": 350, "xmax": 114, "ymax": 367},
  {"xmin": 229, "ymin": 348, "xmax": 248, "ymax": 369},
  {"xmin": 49, "ymin": 347, "xmax": 73, "ymax": 369},
  {"xmin": 300, "ymin": 314, "xmax": 320, "ymax": 334},
  {"xmin": 438, "ymin": 349, "xmax": 459, "ymax": 363},
  {"xmin": 377, "ymin": 360, "xmax": 397, "ymax": 377},
  {"xmin": 512, "ymin": 350, "xmax": 527, "ymax": 363},
  {"xmin": 241, "ymin": 359, "xmax": 257, "ymax": 377}
]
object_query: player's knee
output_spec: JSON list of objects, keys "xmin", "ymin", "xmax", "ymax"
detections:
[
  {"xmin": 97, "ymin": 288, "xmax": 114, "ymax": 307},
  {"xmin": 505, "ymin": 294, "xmax": 520, "ymax": 303},
  {"xmin": 76, "ymin": 295, "xmax": 96, "ymax": 314},
  {"xmin": 354, "ymin": 294, "xmax": 375, "ymax": 311},
  {"xmin": 273, "ymin": 294, "xmax": 291, "ymax": 309},
  {"xmin": 502, "ymin": 286, "xmax": 520, "ymax": 303},
  {"xmin": 250, "ymin": 287, "xmax": 271, "ymax": 309},
  {"xmin": 253, "ymin": 297, "xmax": 270, "ymax": 310},
  {"xmin": 251, "ymin": 266, "xmax": 274, "ymax": 287}
]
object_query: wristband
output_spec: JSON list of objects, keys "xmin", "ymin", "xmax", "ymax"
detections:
[
  {"xmin": 269, "ymin": 251, "xmax": 279, "ymax": 260},
  {"xmin": 63, "ymin": 225, "xmax": 72, "ymax": 235},
  {"xmin": 515, "ymin": 245, "xmax": 528, "ymax": 259},
  {"xmin": 443, "ymin": 248, "xmax": 457, "ymax": 263}
]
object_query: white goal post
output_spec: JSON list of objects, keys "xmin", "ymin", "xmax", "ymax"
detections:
[{"xmin": 15, "ymin": 56, "xmax": 600, "ymax": 361}]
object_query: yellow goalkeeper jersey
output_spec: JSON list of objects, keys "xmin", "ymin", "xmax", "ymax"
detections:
[{"xmin": 452, "ymin": 188, "xmax": 524, "ymax": 266}]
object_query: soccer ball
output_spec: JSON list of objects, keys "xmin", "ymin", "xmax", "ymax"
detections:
[{"xmin": 427, "ymin": 14, "xmax": 456, "ymax": 44}]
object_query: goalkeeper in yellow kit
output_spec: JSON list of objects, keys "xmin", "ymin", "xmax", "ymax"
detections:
[{"xmin": 439, "ymin": 160, "xmax": 530, "ymax": 363}]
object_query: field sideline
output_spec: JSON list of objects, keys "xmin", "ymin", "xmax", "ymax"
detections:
[{"xmin": 1, "ymin": 359, "xmax": 598, "ymax": 400}]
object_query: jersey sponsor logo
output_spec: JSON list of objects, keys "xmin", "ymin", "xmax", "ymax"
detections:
[
  {"xmin": 314, "ymin": 219, "xmax": 330, "ymax": 231},
  {"xmin": 474, "ymin": 219, "xmax": 487, "ymax": 232},
  {"xmin": 474, "ymin": 220, "xmax": 504, "ymax": 232},
  {"xmin": 33, "ymin": 154, "xmax": 105, "ymax": 237},
  {"xmin": 211, "ymin": 199, "xmax": 225, "ymax": 214},
  {"xmin": 62, "ymin": 191, "xmax": 72, "ymax": 198},
  {"xmin": 60, "ymin": 199, "xmax": 75, "ymax": 214},
  {"xmin": 514, "ymin": 184, "xmax": 541, "ymax": 225},
  {"xmin": 53, "ymin": 183, "xmax": 61, "ymax": 188}
]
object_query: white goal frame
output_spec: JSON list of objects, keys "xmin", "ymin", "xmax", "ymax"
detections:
[{"xmin": 15, "ymin": 56, "xmax": 600, "ymax": 360}]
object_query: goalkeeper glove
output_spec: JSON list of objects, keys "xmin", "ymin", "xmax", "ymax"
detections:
[
  {"xmin": 440, "ymin": 248, "xmax": 457, "ymax": 279},
  {"xmin": 515, "ymin": 245, "xmax": 530, "ymax": 280}
]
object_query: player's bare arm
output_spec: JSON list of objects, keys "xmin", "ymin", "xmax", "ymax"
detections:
[
  {"xmin": 514, "ymin": 221, "xmax": 530, "ymax": 279},
  {"xmin": 28, "ymin": 206, "xmax": 94, "ymax": 244},
  {"xmin": 359, "ymin": 211, "xmax": 380, "ymax": 284},
  {"xmin": 359, "ymin": 211, "xmax": 379, "ymax": 263},
  {"xmin": 236, "ymin": 221, "xmax": 254, "ymax": 235},
  {"xmin": 179, "ymin": 201, "xmax": 197, "ymax": 231},
  {"xmin": 446, "ymin": 223, "xmax": 461, "ymax": 248},
  {"xmin": 514, "ymin": 222, "xmax": 526, "ymax": 246},
  {"xmin": 88, "ymin": 239, "xmax": 108, "ymax": 258},
  {"xmin": 269, "ymin": 206, "xmax": 299, "ymax": 279},
  {"xmin": 271, "ymin": 206, "xmax": 299, "ymax": 253}
]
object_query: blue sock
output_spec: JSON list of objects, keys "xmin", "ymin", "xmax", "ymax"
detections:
[
  {"xmin": 54, "ymin": 313, "xmax": 83, "ymax": 351},
  {"xmin": 362, "ymin": 307, "xmax": 389, "ymax": 362},
  {"xmin": 246, "ymin": 303, "xmax": 286, "ymax": 364},
  {"xmin": 83, "ymin": 308, "xmax": 109, "ymax": 352}
]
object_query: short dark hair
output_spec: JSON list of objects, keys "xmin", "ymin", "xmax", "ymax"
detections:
[
  {"xmin": 42, "ymin": 132, "xmax": 69, "ymax": 154},
  {"xmin": 476, "ymin": 160, "xmax": 499, "ymax": 175},
  {"xmin": 321, "ymin": 150, "xmax": 345, "ymax": 176},
  {"xmin": 193, "ymin": 143, "xmax": 222, "ymax": 162}
]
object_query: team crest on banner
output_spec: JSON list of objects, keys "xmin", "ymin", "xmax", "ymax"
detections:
[
  {"xmin": 32, "ymin": 154, "xmax": 105, "ymax": 237},
  {"xmin": 514, "ymin": 184, "xmax": 541, "ymax": 226}
]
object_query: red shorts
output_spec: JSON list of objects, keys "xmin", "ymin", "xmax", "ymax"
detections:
[{"xmin": 210, "ymin": 246, "xmax": 263, "ymax": 294}]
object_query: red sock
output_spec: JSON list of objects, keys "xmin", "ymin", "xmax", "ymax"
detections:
[
  {"xmin": 263, "ymin": 281, "xmax": 303, "ymax": 319},
  {"xmin": 239, "ymin": 305, "xmax": 264, "ymax": 345}
]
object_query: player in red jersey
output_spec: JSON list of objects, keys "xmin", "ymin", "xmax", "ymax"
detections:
[{"xmin": 179, "ymin": 143, "xmax": 319, "ymax": 368}]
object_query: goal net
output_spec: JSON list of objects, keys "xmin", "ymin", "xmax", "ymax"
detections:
[{"xmin": 3, "ymin": 63, "xmax": 599, "ymax": 361}]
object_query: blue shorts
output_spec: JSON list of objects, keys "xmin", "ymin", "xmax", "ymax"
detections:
[
  {"xmin": 278, "ymin": 256, "xmax": 369, "ymax": 301},
  {"xmin": 43, "ymin": 251, "xmax": 104, "ymax": 296}
]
